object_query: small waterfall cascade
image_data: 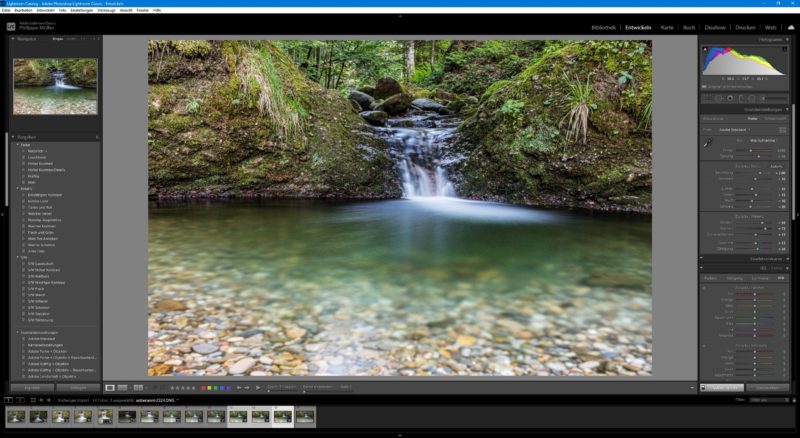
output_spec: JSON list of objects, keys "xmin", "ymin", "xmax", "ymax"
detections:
[
  {"xmin": 50, "ymin": 70, "xmax": 80, "ymax": 89},
  {"xmin": 385, "ymin": 113, "xmax": 459, "ymax": 198}
]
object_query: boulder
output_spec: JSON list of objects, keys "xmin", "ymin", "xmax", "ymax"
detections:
[
  {"xmin": 348, "ymin": 98, "xmax": 362, "ymax": 113},
  {"xmin": 359, "ymin": 111, "xmax": 388, "ymax": 127},
  {"xmin": 374, "ymin": 77, "xmax": 403, "ymax": 100},
  {"xmin": 369, "ymin": 99, "xmax": 384, "ymax": 110},
  {"xmin": 411, "ymin": 98, "xmax": 445, "ymax": 112},
  {"xmin": 357, "ymin": 85, "xmax": 376, "ymax": 96},
  {"xmin": 375, "ymin": 93, "xmax": 412, "ymax": 116},
  {"xmin": 348, "ymin": 90, "xmax": 374, "ymax": 111},
  {"xmin": 434, "ymin": 88, "xmax": 454, "ymax": 101},
  {"xmin": 446, "ymin": 99, "xmax": 467, "ymax": 114}
]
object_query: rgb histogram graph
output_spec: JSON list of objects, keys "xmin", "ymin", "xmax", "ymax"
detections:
[{"xmin": 702, "ymin": 47, "xmax": 785, "ymax": 76}]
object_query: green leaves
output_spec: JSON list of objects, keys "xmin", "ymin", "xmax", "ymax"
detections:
[
  {"xmin": 617, "ymin": 71, "xmax": 634, "ymax": 85},
  {"xmin": 499, "ymin": 98, "xmax": 525, "ymax": 116}
]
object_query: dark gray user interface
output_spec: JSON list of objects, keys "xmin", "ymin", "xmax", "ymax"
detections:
[{"xmin": 697, "ymin": 34, "xmax": 793, "ymax": 393}]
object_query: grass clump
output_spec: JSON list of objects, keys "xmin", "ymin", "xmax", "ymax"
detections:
[
  {"xmin": 560, "ymin": 73, "xmax": 595, "ymax": 145},
  {"xmin": 234, "ymin": 42, "xmax": 304, "ymax": 142}
]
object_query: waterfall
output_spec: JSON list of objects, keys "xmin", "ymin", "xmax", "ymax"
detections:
[
  {"xmin": 386, "ymin": 114, "xmax": 458, "ymax": 199},
  {"xmin": 50, "ymin": 71, "xmax": 81, "ymax": 89}
]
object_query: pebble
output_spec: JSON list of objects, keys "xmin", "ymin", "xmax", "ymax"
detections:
[
  {"xmin": 192, "ymin": 343, "xmax": 219, "ymax": 355},
  {"xmin": 286, "ymin": 327, "xmax": 307, "ymax": 340},
  {"xmin": 241, "ymin": 329, "xmax": 264, "ymax": 338},
  {"xmin": 153, "ymin": 299, "xmax": 187, "ymax": 311},
  {"xmin": 456, "ymin": 335, "xmax": 477, "ymax": 347},
  {"xmin": 579, "ymin": 361, "xmax": 600, "ymax": 370},
  {"xmin": 148, "ymin": 231, "xmax": 653, "ymax": 378},
  {"xmin": 228, "ymin": 358, "xmax": 256, "ymax": 375}
]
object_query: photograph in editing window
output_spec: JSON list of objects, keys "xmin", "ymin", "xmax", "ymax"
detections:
[
  {"xmin": 146, "ymin": 39, "xmax": 653, "ymax": 378},
  {"xmin": 12, "ymin": 58, "xmax": 98, "ymax": 115}
]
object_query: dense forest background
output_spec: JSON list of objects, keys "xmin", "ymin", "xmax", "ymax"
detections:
[
  {"xmin": 14, "ymin": 58, "xmax": 98, "ymax": 88},
  {"xmin": 148, "ymin": 40, "xmax": 652, "ymax": 212}
]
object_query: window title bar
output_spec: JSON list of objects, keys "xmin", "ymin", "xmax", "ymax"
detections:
[{"xmin": 1, "ymin": 0, "xmax": 797, "ymax": 8}]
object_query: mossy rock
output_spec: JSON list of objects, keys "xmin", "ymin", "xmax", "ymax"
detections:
[
  {"xmin": 357, "ymin": 85, "xmax": 376, "ymax": 96},
  {"xmin": 148, "ymin": 40, "xmax": 401, "ymax": 199},
  {"xmin": 456, "ymin": 40, "xmax": 652, "ymax": 213}
]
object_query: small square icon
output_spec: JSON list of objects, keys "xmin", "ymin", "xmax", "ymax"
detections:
[
  {"xmin": 6, "ymin": 22, "xmax": 15, "ymax": 31},
  {"xmin": 104, "ymin": 384, "xmax": 115, "ymax": 392}
]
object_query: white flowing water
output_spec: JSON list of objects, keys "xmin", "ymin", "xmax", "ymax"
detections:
[
  {"xmin": 50, "ymin": 71, "xmax": 81, "ymax": 90},
  {"xmin": 386, "ymin": 116, "xmax": 458, "ymax": 198}
]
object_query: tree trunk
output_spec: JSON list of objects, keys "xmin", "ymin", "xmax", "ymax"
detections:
[
  {"xmin": 315, "ymin": 46, "xmax": 321, "ymax": 81},
  {"xmin": 405, "ymin": 41, "xmax": 415, "ymax": 80},
  {"xmin": 325, "ymin": 42, "xmax": 334, "ymax": 88},
  {"xmin": 431, "ymin": 40, "xmax": 436, "ymax": 70},
  {"xmin": 334, "ymin": 61, "xmax": 346, "ymax": 89}
]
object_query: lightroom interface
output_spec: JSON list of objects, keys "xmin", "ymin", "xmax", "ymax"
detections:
[{"xmin": 2, "ymin": 9, "xmax": 797, "ymax": 434}]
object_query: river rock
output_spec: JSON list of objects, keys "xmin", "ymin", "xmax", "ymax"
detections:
[
  {"xmin": 228, "ymin": 357, "xmax": 256, "ymax": 375},
  {"xmin": 374, "ymin": 77, "xmax": 403, "ymax": 99},
  {"xmin": 358, "ymin": 85, "xmax": 376, "ymax": 96},
  {"xmin": 192, "ymin": 342, "xmax": 219, "ymax": 355},
  {"xmin": 359, "ymin": 111, "xmax": 388, "ymax": 127},
  {"xmin": 375, "ymin": 93, "xmax": 412, "ymax": 116},
  {"xmin": 579, "ymin": 361, "xmax": 601, "ymax": 371},
  {"xmin": 153, "ymin": 299, "xmax": 187, "ymax": 311},
  {"xmin": 286, "ymin": 327, "xmax": 307, "ymax": 340},
  {"xmin": 411, "ymin": 98, "xmax": 445, "ymax": 112},
  {"xmin": 434, "ymin": 89, "xmax": 454, "ymax": 101},
  {"xmin": 446, "ymin": 99, "xmax": 470, "ymax": 114},
  {"xmin": 456, "ymin": 335, "xmax": 477, "ymax": 347},
  {"xmin": 349, "ymin": 90, "xmax": 374, "ymax": 111}
]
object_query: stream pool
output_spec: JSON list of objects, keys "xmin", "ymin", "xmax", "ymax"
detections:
[
  {"xmin": 148, "ymin": 198, "xmax": 652, "ymax": 377},
  {"xmin": 13, "ymin": 86, "xmax": 98, "ymax": 115}
]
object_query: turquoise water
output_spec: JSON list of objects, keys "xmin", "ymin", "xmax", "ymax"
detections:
[
  {"xmin": 13, "ymin": 86, "xmax": 97, "ymax": 115},
  {"xmin": 148, "ymin": 198, "xmax": 652, "ymax": 377}
]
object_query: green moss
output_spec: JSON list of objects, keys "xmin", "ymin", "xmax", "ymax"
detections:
[
  {"xmin": 148, "ymin": 40, "xmax": 400, "ymax": 199},
  {"xmin": 171, "ymin": 40, "xmax": 213, "ymax": 57},
  {"xmin": 457, "ymin": 40, "xmax": 652, "ymax": 213}
]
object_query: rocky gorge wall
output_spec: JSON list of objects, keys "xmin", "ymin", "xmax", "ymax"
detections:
[
  {"xmin": 452, "ymin": 40, "xmax": 652, "ymax": 213},
  {"xmin": 147, "ymin": 40, "xmax": 400, "ymax": 199}
]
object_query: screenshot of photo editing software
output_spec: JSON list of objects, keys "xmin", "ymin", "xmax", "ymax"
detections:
[{"xmin": 1, "ymin": 6, "xmax": 798, "ymax": 434}]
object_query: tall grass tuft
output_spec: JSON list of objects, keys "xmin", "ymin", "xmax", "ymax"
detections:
[
  {"xmin": 560, "ymin": 73, "xmax": 594, "ymax": 145},
  {"xmin": 235, "ymin": 42, "xmax": 303, "ymax": 141}
]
